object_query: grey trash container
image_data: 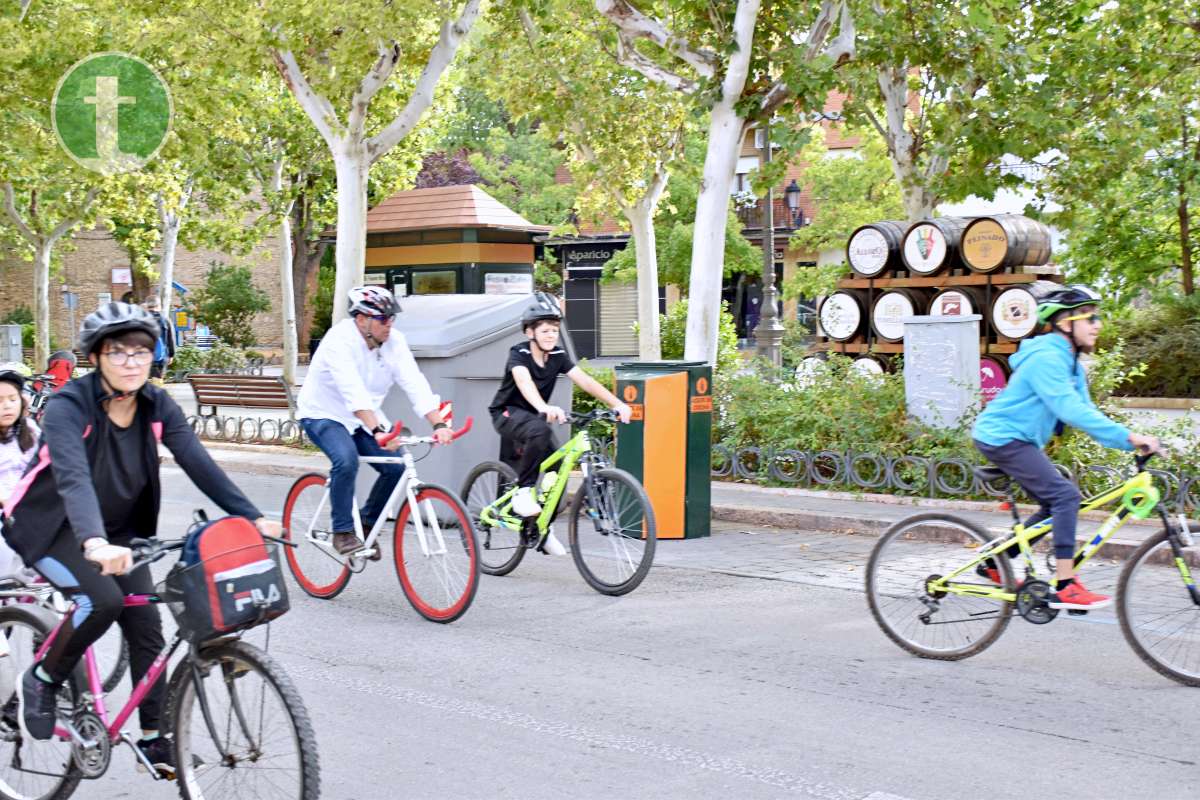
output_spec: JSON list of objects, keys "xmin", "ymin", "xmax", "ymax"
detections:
[
  {"xmin": 0, "ymin": 325, "xmax": 21, "ymax": 364},
  {"xmin": 373, "ymin": 293, "xmax": 575, "ymax": 493}
]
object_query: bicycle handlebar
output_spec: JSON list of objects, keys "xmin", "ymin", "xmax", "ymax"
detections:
[
  {"xmin": 567, "ymin": 408, "xmax": 619, "ymax": 424},
  {"xmin": 1134, "ymin": 451, "xmax": 1157, "ymax": 472},
  {"xmin": 376, "ymin": 416, "xmax": 473, "ymax": 447}
]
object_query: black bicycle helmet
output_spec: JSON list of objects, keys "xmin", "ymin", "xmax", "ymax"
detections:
[
  {"xmin": 0, "ymin": 362, "xmax": 28, "ymax": 392},
  {"xmin": 521, "ymin": 296, "xmax": 563, "ymax": 330},
  {"xmin": 77, "ymin": 302, "xmax": 160, "ymax": 355}
]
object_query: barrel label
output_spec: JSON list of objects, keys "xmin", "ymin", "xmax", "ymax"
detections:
[
  {"xmin": 848, "ymin": 228, "xmax": 889, "ymax": 274},
  {"xmin": 903, "ymin": 223, "xmax": 948, "ymax": 274},
  {"xmin": 992, "ymin": 287, "xmax": 1037, "ymax": 338},
  {"xmin": 819, "ymin": 293, "xmax": 861, "ymax": 339},
  {"xmin": 931, "ymin": 290, "xmax": 971, "ymax": 316},
  {"xmin": 963, "ymin": 219, "xmax": 1008, "ymax": 270},
  {"xmin": 872, "ymin": 292, "xmax": 914, "ymax": 340},
  {"xmin": 980, "ymin": 357, "xmax": 1008, "ymax": 405},
  {"xmin": 851, "ymin": 358, "xmax": 885, "ymax": 377}
]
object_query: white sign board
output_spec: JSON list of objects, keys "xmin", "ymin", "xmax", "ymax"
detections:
[
  {"xmin": 484, "ymin": 273, "xmax": 533, "ymax": 295},
  {"xmin": 903, "ymin": 315, "xmax": 981, "ymax": 429},
  {"xmin": 111, "ymin": 267, "xmax": 132, "ymax": 285}
]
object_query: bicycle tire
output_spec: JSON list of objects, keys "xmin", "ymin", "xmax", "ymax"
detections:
[
  {"xmin": 1117, "ymin": 528, "xmax": 1200, "ymax": 686},
  {"xmin": 865, "ymin": 512, "xmax": 1013, "ymax": 660},
  {"xmin": 568, "ymin": 467, "xmax": 657, "ymax": 596},
  {"xmin": 394, "ymin": 483, "xmax": 480, "ymax": 623},
  {"xmin": 169, "ymin": 639, "xmax": 320, "ymax": 800},
  {"xmin": 461, "ymin": 461, "xmax": 526, "ymax": 576},
  {"xmin": 282, "ymin": 473, "xmax": 352, "ymax": 599},
  {"xmin": 0, "ymin": 606, "xmax": 83, "ymax": 800}
]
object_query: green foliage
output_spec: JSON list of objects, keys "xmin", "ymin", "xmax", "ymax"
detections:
[
  {"xmin": 0, "ymin": 307, "xmax": 33, "ymax": 326},
  {"xmin": 169, "ymin": 344, "xmax": 248, "ymax": 378},
  {"xmin": 185, "ymin": 262, "xmax": 271, "ymax": 348},
  {"xmin": 170, "ymin": 347, "xmax": 207, "ymax": 374},
  {"xmin": 308, "ymin": 261, "xmax": 336, "ymax": 342},
  {"xmin": 467, "ymin": 124, "xmax": 576, "ymax": 229},
  {"xmin": 571, "ymin": 362, "xmax": 615, "ymax": 441},
  {"xmin": 659, "ymin": 300, "xmax": 740, "ymax": 376},
  {"xmin": 1098, "ymin": 296, "xmax": 1200, "ymax": 398}
]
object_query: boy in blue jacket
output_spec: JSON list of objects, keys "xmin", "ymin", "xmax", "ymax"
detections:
[{"xmin": 972, "ymin": 283, "xmax": 1159, "ymax": 609}]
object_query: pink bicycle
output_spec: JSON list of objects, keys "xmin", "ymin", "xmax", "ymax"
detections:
[{"xmin": 0, "ymin": 536, "xmax": 319, "ymax": 800}]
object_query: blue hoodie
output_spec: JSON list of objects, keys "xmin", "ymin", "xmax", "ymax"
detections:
[{"xmin": 972, "ymin": 333, "xmax": 1132, "ymax": 450}]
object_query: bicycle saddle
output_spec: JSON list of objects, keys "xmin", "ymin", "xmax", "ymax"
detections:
[{"xmin": 972, "ymin": 466, "xmax": 1010, "ymax": 486}]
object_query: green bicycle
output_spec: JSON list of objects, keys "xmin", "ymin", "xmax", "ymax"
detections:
[
  {"xmin": 461, "ymin": 409, "xmax": 657, "ymax": 596},
  {"xmin": 866, "ymin": 453, "xmax": 1200, "ymax": 686}
]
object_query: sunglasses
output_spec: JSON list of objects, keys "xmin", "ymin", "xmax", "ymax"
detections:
[
  {"xmin": 370, "ymin": 315, "xmax": 395, "ymax": 325},
  {"xmin": 1060, "ymin": 312, "xmax": 1101, "ymax": 324}
]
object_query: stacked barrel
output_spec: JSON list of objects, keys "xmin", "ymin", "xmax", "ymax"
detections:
[{"xmin": 812, "ymin": 215, "xmax": 1059, "ymax": 401}]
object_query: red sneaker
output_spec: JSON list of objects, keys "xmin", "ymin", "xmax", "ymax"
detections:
[{"xmin": 1049, "ymin": 581, "xmax": 1112, "ymax": 610}]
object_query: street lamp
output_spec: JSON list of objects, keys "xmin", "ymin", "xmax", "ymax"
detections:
[
  {"xmin": 754, "ymin": 123, "xmax": 785, "ymax": 367},
  {"xmin": 784, "ymin": 179, "xmax": 802, "ymax": 228}
]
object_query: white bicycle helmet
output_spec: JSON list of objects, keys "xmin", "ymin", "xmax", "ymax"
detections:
[{"xmin": 347, "ymin": 286, "xmax": 401, "ymax": 318}]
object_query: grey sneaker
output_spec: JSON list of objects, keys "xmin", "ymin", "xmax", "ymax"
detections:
[
  {"xmin": 17, "ymin": 667, "xmax": 59, "ymax": 741},
  {"xmin": 137, "ymin": 735, "xmax": 176, "ymax": 777}
]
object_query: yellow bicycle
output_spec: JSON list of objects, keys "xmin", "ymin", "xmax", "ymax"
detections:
[{"xmin": 865, "ymin": 454, "xmax": 1200, "ymax": 685}]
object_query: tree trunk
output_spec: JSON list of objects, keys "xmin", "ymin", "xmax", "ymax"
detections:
[
  {"xmin": 158, "ymin": 214, "xmax": 181, "ymax": 313},
  {"xmin": 273, "ymin": 160, "xmax": 300, "ymax": 386},
  {"xmin": 683, "ymin": 101, "xmax": 746, "ymax": 363},
  {"xmin": 1181, "ymin": 192, "xmax": 1194, "ymax": 296},
  {"xmin": 624, "ymin": 200, "xmax": 662, "ymax": 361},
  {"xmin": 332, "ymin": 147, "xmax": 369, "ymax": 325},
  {"xmin": 290, "ymin": 188, "xmax": 327, "ymax": 347},
  {"xmin": 33, "ymin": 242, "xmax": 51, "ymax": 370}
]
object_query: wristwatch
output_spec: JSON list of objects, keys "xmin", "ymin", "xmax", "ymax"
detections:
[
  {"xmin": 372, "ymin": 424, "xmax": 388, "ymax": 435},
  {"xmin": 432, "ymin": 422, "xmax": 449, "ymax": 431}
]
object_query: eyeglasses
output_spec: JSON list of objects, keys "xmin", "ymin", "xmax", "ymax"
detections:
[
  {"xmin": 101, "ymin": 349, "xmax": 154, "ymax": 366},
  {"xmin": 1060, "ymin": 312, "xmax": 1101, "ymax": 324},
  {"xmin": 370, "ymin": 315, "xmax": 395, "ymax": 325}
]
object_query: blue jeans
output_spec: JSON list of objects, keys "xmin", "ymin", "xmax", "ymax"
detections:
[{"xmin": 300, "ymin": 418, "xmax": 405, "ymax": 534}]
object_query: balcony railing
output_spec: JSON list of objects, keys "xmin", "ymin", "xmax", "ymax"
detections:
[{"xmin": 735, "ymin": 198, "xmax": 806, "ymax": 231}]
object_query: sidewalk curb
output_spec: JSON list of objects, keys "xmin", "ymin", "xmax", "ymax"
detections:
[{"xmin": 185, "ymin": 442, "xmax": 1157, "ymax": 561}]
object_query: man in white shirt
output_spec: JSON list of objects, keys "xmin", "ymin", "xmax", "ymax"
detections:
[{"xmin": 298, "ymin": 286, "xmax": 452, "ymax": 556}]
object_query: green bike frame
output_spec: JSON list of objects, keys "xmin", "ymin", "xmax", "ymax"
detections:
[
  {"xmin": 931, "ymin": 470, "xmax": 1168, "ymax": 603},
  {"xmin": 478, "ymin": 427, "xmax": 595, "ymax": 537}
]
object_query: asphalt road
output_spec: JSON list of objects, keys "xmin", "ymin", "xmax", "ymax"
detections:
[{"xmin": 67, "ymin": 468, "xmax": 1200, "ymax": 799}]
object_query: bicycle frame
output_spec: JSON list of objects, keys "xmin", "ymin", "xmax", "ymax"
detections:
[
  {"xmin": 31, "ymin": 593, "xmax": 184, "ymax": 761},
  {"xmin": 478, "ymin": 426, "xmax": 596, "ymax": 535},
  {"xmin": 296, "ymin": 447, "xmax": 451, "ymax": 562},
  {"xmin": 931, "ymin": 470, "xmax": 1170, "ymax": 603}
]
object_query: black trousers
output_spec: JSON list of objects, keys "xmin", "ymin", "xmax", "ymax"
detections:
[
  {"xmin": 33, "ymin": 528, "xmax": 166, "ymax": 729},
  {"xmin": 493, "ymin": 408, "xmax": 558, "ymax": 488},
  {"xmin": 973, "ymin": 439, "xmax": 1082, "ymax": 560}
]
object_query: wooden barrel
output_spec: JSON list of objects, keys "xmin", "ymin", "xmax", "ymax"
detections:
[
  {"xmin": 870, "ymin": 288, "xmax": 931, "ymax": 342},
  {"xmin": 979, "ymin": 354, "xmax": 1010, "ymax": 405},
  {"xmin": 846, "ymin": 221, "xmax": 907, "ymax": 278},
  {"xmin": 990, "ymin": 285, "xmax": 1040, "ymax": 340},
  {"xmin": 962, "ymin": 215, "xmax": 1053, "ymax": 272},
  {"xmin": 851, "ymin": 353, "xmax": 890, "ymax": 378},
  {"xmin": 901, "ymin": 217, "xmax": 970, "ymax": 275},
  {"xmin": 818, "ymin": 290, "xmax": 868, "ymax": 341},
  {"xmin": 928, "ymin": 286, "xmax": 989, "ymax": 321}
]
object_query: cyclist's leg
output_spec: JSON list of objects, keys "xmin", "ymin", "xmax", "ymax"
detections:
[
  {"xmin": 975, "ymin": 439, "xmax": 1061, "ymax": 558},
  {"xmin": 352, "ymin": 426, "xmax": 404, "ymax": 530},
  {"xmin": 299, "ymin": 418, "xmax": 360, "ymax": 538},
  {"xmin": 111, "ymin": 557, "xmax": 166, "ymax": 732},
  {"xmin": 24, "ymin": 529, "xmax": 123, "ymax": 736},
  {"xmin": 495, "ymin": 409, "xmax": 556, "ymax": 489}
]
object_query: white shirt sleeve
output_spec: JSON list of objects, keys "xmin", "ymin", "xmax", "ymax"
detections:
[
  {"xmin": 322, "ymin": 324, "xmax": 376, "ymax": 414},
  {"xmin": 385, "ymin": 333, "xmax": 440, "ymax": 418}
]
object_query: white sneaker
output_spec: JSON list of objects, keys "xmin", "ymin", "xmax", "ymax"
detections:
[
  {"xmin": 512, "ymin": 487, "xmax": 542, "ymax": 518},
  {"xmin": 542, "ymin": 529, "xmax": 567, "ymax": 556}
]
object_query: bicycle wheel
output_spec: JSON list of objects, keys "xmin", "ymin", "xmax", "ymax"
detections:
[
  {"xmin": 1117, "ymin": 529, "xmax": 1200, "ymax": 686},
  {"xmin": 0, "ymin": 606, "xmax": 81, "ymax": 800},
  {"xmin": 394, "ymin": 483, "xmax": 480, "ymax": 623},
  {"xmin": 170, "ymin": 640, "xmax": 319, "ymax": 800},
  {"xmin": 568, "ymin": 468, "xmax": 657, "ymax": 596},
  {"xmin": 866, "ymin": 512, "xmax": 1013, "ymax": 660},
  {"xmin": 461, "ymin": 461, "xmax": 526, "ymax": 576},
  {"xmin": 282, "ymin": 473, "xmax": 351, "ymax": 599}
]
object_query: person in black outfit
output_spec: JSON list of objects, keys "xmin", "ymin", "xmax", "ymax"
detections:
[
  {"xmin": 488, "ymin": 298, "xmax": 631, "ymax": 519},
  {"xmin": 142, "ymin": 295, "xmax": 175, "ymax": 379},
  {"xmin": 0, "ymin": 302, "xmax": 282, "ymax": 775}
]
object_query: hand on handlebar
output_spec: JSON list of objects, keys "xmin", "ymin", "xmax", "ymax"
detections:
[
  {"xmin": 85, "ymin": 541, "xmax": 133, "ymax": 576},
  {"xmin": 611, "ymin": 402, "xmax": 633, "ymax": 424},
  {"xmin": 1129, "ymin": 433, "xmax": 1161, "ymax": 455},
  {"xmin": 432, "ymin": 427, "xmax": 454, "ymax": 445},
  {"xmin": 542, "ymin": 405, "xmax": 567, "ymax": 425},
  {"xmin": 255, "ymin": 518, "xmax": 283, "ymax": 539},
  {"xmin": 375, "ymin": 431, "xmax": 404, "ymax": 451}
]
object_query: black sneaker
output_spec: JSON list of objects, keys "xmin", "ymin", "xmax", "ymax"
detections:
[
  {"xmin": 137, "ymin": 735, "xmax": 176, "ymax": 777},
  {"xmin": 17, "ymin": 667, "xmax": 60, "ymax": 741}
]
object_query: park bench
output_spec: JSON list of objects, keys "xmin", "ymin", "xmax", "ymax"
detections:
[{"xmin": 188, "ymin": 373, "xmax": 296, "ymax": 420}]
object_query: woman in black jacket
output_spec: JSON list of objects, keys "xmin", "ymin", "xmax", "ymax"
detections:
[{"xmin": 0, "ymin": 303, "xmax": 281, "ymax": 774}]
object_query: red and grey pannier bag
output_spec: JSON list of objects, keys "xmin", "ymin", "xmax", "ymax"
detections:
[{"xmin": 161, "ymin": 516, "xmax": 290, "ymax": 643}]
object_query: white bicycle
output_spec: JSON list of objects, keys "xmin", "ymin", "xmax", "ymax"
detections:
[{"xmin": 281, "ymin": 419, "xmax": 479, "ymax": 623}]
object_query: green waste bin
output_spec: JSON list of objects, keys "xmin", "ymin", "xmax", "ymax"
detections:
[{"xmin": 613, "ymin": 361, "xmax": 712, "ymax": 539}]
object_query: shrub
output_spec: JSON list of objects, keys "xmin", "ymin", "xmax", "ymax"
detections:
[
  {"xmin": 658, "ymin": 299, "xmax": 740, "ymax": 376},
  {"xmin": 168, "ymin": 344, "xmax": 248, "ymax": 377},
  {"xmin": 309, "ymin": 262, "xmax": 335, "ymax": 342},
  {"xmin": 185, "ymin": 262, "xmax": 271, "ymax": 348},
  {"xmin": 1099, "ymin": 295, "xmax": 1200, "ymax": 398},
  {"xmin": 571, "ymin": 362, "xmax": 616, "ymax": 441},
  {"xmin": 1, "ymin": 307, "xmax": 33, "ymax": 326}
]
